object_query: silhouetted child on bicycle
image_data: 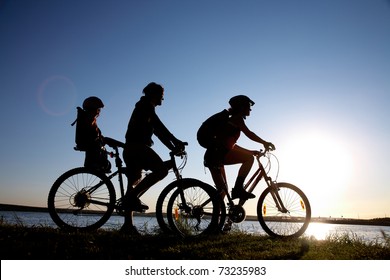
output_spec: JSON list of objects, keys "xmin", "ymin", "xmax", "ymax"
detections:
[
  {"xmin": 198, "ymin": 95, "xmax": 275, "ymax": 200},
  {"xmin": 74, "ymin": 96, "xmax": 110, "ymax": 172},
  {"xmin": 121, "ymin": 82, "xmax": 185, "ymax": 232}
]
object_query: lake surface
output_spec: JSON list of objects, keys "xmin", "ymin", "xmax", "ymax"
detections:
[{"xmin": 1, "ymin": 211, "xmax": 389, "ymax": 244}]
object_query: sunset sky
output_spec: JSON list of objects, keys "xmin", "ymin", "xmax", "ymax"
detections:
[{"xmin": 1, "ymin": 0, "xmax": 389, "ymax": 219}]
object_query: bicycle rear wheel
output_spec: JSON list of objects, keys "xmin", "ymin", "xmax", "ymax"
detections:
[
  {"xmin": 48, "ymin": 167, "xmax": 116, "ymax": 231},
  {"xmin": 166, "ymin": 181, "xmax": 221, "ymax": 236},
  {"xmin": 257, "ymin": 182, "xmax": 311, "ymax": 238}
]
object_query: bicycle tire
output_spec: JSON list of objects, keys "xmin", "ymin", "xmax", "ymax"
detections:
[
  {"xmin": 166, "ymin": 181, "xmax": 221, "ymax": 236},
  {"xmin": 48, "ymin": 167, "xmax": 116, "ymax": 231},
  {"xmin": 156, "ymin": 178, "xmax": 206, "ymax": 233},
  {"xmin": 257, "ymin": 182, "xmax": 311, "ymax": 238}
]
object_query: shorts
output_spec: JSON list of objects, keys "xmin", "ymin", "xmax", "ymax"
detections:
[
  {"xmin": 123, "ymin": 142, "xmax": 165, "ymax": 180},
  {"xmin": 204, "ymin": 146, "xmax": 229, "ymax": 168}
]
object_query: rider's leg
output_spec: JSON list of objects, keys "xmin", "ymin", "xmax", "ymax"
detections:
[
  {"xmin": 126, "ymin": 146, "xmax": 168, "ymax": 206},
  {"xmin": 123, "ymin": 144, "xmax": 152, "ymax": 212},
  {"xmin": 123, "ymin": 153, "xmax": 170, "ymax": 197},
  {"xmin": 204, "ymin": 147, "xmax": 229, "ymax": 197},
  {"xmin": 224, "ymin": 145, "xmax": 255, "ymax": 199},
  {"xmin": 124, "ymin": 168, "xmax": 142, "ymax": 204},
  {"xmin": 123, "ymin": 145, "xmax": 142, "ymax": 193},
  {"xmin": 209, "ymin": 166, "xmax": 228, "ymax": 199},
  {"xmin": 121, "ymin": 145, "xmax": 168, "ymax": 232},
  {"xmin": 125, "ymin": 169, "xmax": 142, "ymax": 193},
  {"xmin": 121, "ymin": 166, "xmax": 143, "ymax": 231},
  {"xmin": 133, "ymin": 149, "xmax": 167, "ymax": 195},
  {"xmin": 120, "ymin": 174, "xmax": 140, "ymax": 232}
]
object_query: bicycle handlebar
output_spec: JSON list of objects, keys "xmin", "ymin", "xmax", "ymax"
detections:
[
  {"xmin": 104, "ymin": 137, "xmax": 125, "ymax": 149},
  {"xmin": 170, "ymin": 142, "xmax": 188, "ymax": 157},
  {"xmin": 257, "ymin": 146, "xmax": 275, "ymax": 158}
]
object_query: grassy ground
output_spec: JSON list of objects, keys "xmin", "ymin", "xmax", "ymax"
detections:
[{"xmin": 1, "ymin": 222, "xmax": 389, "ymax": 260}]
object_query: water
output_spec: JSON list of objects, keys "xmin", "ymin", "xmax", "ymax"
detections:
[
  {"xmin": 1, "ymin": 211, "xmax": 389, "ymax": 244},
  {"xmin": 242, "ymin": 220, "xmax": 390, "ymax": 245}
]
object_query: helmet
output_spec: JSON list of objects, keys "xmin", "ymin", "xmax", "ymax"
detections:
[
  {"xmin": 82, "ymin": 96, "xmax": 104, "ymax": 111},
  {"xmin": 229, "ymin": 95, "xmax": 255, "ymax": 109},
  {"xmin": 143, "ymin": 82, "xmax": 164, "ymax": 97}
]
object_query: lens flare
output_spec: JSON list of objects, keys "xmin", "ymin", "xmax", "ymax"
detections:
[{"xmin": 37, "ymin": 75, "xmax": 77, "ymax": 116}]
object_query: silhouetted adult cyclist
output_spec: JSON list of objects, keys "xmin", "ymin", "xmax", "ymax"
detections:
[
  {"xmin": 121, "ymin": 82, "xmax": 185, "ymax": 232},
  {"xmin": 202, "ymin": 95, "xmax": 275, "ymax": 200}
]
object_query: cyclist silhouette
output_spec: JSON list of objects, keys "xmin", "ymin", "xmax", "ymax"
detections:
[
  {"xmin": 202, "ymin": 95, "xmax": 275, "ymax": 200},
  {"xmin": 76, "ymin": 96, "xmax": 110, "ymax": 172},
  {"xmin": 121, "ymin": 82, "xmax": 185, "ymax": 231}
]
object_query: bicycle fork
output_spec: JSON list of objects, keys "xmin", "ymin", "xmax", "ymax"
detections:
[{"xmin": 267, "ymin": 180, "xmax": 289, "ymax": 214}]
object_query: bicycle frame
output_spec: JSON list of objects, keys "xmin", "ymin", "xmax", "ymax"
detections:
[
  {"xmin": 104, "ymin": 142, "xmax": 186, "ymax": 206},
  {"xmin": 217, "ymin": 150, "xmax": 289, "ymax": 219},
  {"xmin": 243, "ymin": 155, "xmax": 288, "ymax": 213}
]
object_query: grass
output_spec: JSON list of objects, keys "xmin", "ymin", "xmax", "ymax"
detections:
[{"xmin": 1, "ymin": 221, "xmax": 390, "ymax": 260}]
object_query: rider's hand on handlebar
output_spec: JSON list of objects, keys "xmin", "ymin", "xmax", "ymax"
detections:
[
  {"xmin": 264, "ymin": 142, "xmax": 275, "ymax": 152},
  {"xmin": 172, "ymin": 140, "xmax": 187, "ymax": 156}
]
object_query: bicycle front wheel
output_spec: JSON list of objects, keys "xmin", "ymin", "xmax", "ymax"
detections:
[
  {"xmin": 155, "ymin": 178, "xmax": 209, "ymax": 233},
  {"xmin": 48, "ymin": 167, "xmax": 116, "ymax": 231},
  {"xmin": 257, "ymin": 182, "xmax": 311, "ymax": 238},
  {"xmin": 166, "ymin": 180, "xmax": 221, "ymax": 236}
]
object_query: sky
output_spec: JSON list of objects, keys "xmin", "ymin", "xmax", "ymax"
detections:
[{"xmin": 0, "ymin": 0, "xmax": 389, "ymax": 219}]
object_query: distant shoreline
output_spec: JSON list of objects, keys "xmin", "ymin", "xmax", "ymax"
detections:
[
  {"xmin": 0, "ymin": 203, "xmax": 47, "ymax": 213},
  {"xmin": 1, "ymin": 203, "xmax": 389, "ymax": 227}
]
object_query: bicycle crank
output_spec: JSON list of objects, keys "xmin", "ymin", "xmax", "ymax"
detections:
[{"xmin": 228, "ymin": 205, "xmax": 246, "ymax": 223}]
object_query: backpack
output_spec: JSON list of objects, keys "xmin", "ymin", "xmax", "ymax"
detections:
[
  {"xmin": 71, "ymin": 107, "xmax": 92, "ymax": 151},
  {"xmin": 197, "ymin": 109, "xmax": 230, "ymax": 149}
]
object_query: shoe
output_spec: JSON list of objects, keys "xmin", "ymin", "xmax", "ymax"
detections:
[
  {"xmin": 131, "ymin": 198, "xmax": 149, "ymax": 212},
  {"xmin": 231, "ymin": 187, "xmax": 255, "ymax": 200},
  {"xmin": 122, "ymin": 196, "xmax": 149, "ymax": 212}
]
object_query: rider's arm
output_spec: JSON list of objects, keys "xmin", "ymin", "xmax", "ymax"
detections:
[
  {"xmin": 153, "ymin": 114, "xmax": 181, "ymax": 150},
  {"xmin": 238, "ymin": 118, "xmax": 275, "ymax": 150},
  {"xmin": 232, "ymin": 144, "xmax": 255, "ymax": 154}
]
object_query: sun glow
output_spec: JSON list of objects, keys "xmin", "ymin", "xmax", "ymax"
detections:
[
  {"xmin": 278, "ymin": 129, "xmax": 354, "ymax": 217},
  {"xmin": 304, "ymin": 223, "xmax": 338, "ymax": 240}
]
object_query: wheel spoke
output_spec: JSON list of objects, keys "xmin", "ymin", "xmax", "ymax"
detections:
[
  {"xmin": 165, "ymin": 181, "xmax": 220, "ymax": 236},
  {"xmin": 48, "ymin": 168, "xmax": 116, "ymax": 230},
  {"xmin": 257, "ymin": 183, "xmax": 311, "ymax": 237}
]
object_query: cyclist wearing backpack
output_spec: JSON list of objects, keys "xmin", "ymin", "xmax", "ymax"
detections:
[
  {"xmin": 122, "ymin": 82, "xmax": 185, "ymax": 229},
  {"xmin": 74, "ymin": 96, "xmax": 110, "ymax": 172},
  {"xmin": 199, "ymin": 95, "xmax": 275, "ymax": 200}
]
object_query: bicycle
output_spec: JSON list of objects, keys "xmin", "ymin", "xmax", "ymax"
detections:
[
  {"xmin": 157, "ymin": 148, "xmax": 311, "ymax": 238},
  {"xmin": 47, "ymin": 137, "xmax": 220, "ymax": 234}
]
